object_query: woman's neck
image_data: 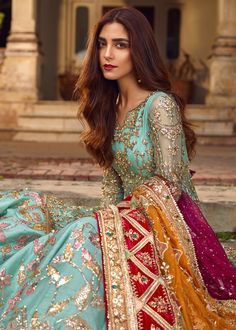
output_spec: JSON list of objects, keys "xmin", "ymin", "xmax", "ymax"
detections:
[{"xmin": 117, "ymin": 77, "xmax": 151, "ymax": 111}]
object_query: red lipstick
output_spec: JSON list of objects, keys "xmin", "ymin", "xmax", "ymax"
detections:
[{"xmin": 103, "ymin": 64, "xmax": 117, "ymax": 71}]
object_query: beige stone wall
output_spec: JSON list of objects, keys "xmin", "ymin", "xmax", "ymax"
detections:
[
  {"xmin": 206, "ymin": 0, "xmax": 236, "ymax": 109},
  {"xmin": 181, "ymin": 0, "xmax": 217, "ymax": 60}
]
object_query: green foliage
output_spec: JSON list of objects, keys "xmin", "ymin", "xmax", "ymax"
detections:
[
  {"xmin": 0, "ymin": 12, "xmax": 5, "ymax": 30},
  {"xmin": 216, "ymin": 232, "xmax": 236, "ymax": 241}
]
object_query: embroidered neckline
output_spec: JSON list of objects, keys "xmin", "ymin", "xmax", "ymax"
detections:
[{"xmin": 116, "ymin": 90, "xmax": 156, "ymax": 129}]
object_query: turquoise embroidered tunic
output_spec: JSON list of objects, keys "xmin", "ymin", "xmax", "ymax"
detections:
[{"xmin": 102, "ymin": 91, "xmax": 198, "ymax": 206}]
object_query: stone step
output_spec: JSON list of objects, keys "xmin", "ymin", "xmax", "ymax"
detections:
[
  {"xmin": 13, "ymin": 130, "xmax": 80, "ymax": 142},
  {"xmin": 14, "ymin": 129, "xmax": 236, "ymax": 143},
  {"xmin": 14, "ymin": 101, "xmax": 81, "ymax": 141},
  {"xmin": 186, "ymin": 105, "xmax": 231, "ymax": 121},
  {"xmin": 17, "ymin": 108, "xmax": 234, "ymax": 136},
  {"xmin": 197, "ymin": 135, "xmax": 236, "ymax": 145},
  {"xmin": 17, "ymin": 116, "xmax": 82, "ymax": 132},
  {"xmin": 26, "ymin": 101, "xmax": 78, "ymax": 117},
  {"xmin": 19, "ymin": 116, "xmax": 232, "ymax": 135},
  {"xmin": 1, "ymin": 179, "xmax": 235, "ymax": 232},
  {"xmin": 192, "ymin": 120, "xmax": 234, "ymax": 136},
  {"xmin": 0, "ymin": 128, "xmax": 16, "ymax": 140},
  {"xmin": 1, "ymin": 101, "xmax": 235, "ymax": 143},
  {"xmin": 12, "ymin": 126, "xmax": 236, "ymax": 143},
  {"xmin": 24, "ymin": 102, "xmax": 232, "ymax": 121}
]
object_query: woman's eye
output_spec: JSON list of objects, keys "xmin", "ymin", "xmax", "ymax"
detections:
[
  {"xmin": 115, "ymin": 42, "xmax": 128, "ymax": 49},
  {"xmin": 98, "ymin": 41, "xmax": 106, "ymax": 48}
]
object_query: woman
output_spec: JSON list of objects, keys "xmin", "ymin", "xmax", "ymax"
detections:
[{"xmin": 0, "ymin": 7, "xmax": 235, "ymax": 329}]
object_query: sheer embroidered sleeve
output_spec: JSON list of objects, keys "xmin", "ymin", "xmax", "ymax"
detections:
[
  {"xmin": 149, "ymin": 94, "xmax": 185, "ymax": 198},
  {"xmin": 101, "ymin": 166, "xmax": 124, "ymax": 207}
]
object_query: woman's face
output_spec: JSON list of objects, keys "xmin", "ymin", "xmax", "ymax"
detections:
[{"xmin": 98, "ymin": 22, "xmax": 134, "ymax": 82}]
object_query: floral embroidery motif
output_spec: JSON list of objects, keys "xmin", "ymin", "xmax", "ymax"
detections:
[
  {"xmin": 0, "ymin": 268, "xmax": 11, "ymax": 287},
  {"xmin": 125, "ymin": 229, "xmax": 140, "ymax": 241},
  {"xmin": 132, "ymin": 272, "xmax": 149, "ymax": 285},
  {"xmin": 149, "ymin": 297, "xmax": 170, "ymax": 313},
  {"xmin": 47, "ymin": 299, "xmax": 70, "ymax": 316},
  {"xmin": 64, "ymin": 314, "xmax": 90, "ymax": 329},
  {"xmin": 82, "ymin": 248, "xmax": 101, "ymax": 277},
  {"xmin": 0, "ymin": 223, "xmax": 9, "ymax": 243},
  {"xmin": 74, "ymin": 283, "xmax": 91, "ymax": 310},
  {"xmin": 64, "ymin": 243, "xmax": 74, "ymax": 262},
  {"xmin": 17, "ymin": 264, "xmax": 26, "ymax": 286},
  {"xmin": 137, "ymin": 252, "xmax": 153, "ymax": 267},
  {"xmin": 89, "ymin": 232, "xmax": 100, "ymax": 248},
  {"xmin": 71, "ymin": 228, "xmax": 85, "ymax": 250}
]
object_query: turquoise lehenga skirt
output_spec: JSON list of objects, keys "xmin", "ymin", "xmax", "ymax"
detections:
[{"xmin": 0, "ymin": 190, "xmax": 106, "ymax": 329}]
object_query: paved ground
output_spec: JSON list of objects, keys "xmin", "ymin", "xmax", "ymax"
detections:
[{"xmin": 0, "ymin": 141, "xmax": 236, "ymax": 185}]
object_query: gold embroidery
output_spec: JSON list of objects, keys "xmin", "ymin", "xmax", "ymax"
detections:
[
  {"xmin": 132, "ymin": 271, "xmax": 149, "ymax": 285},
  {"xmin": 97, "ymin": 207, "xmax": 138, "ymax": 330},
  {"xmin": 17, "ymin": 264, "xmax": 26, "ymax": 286},
  {"xmin": 47, "ymin": 264, "xmax": 60, "ymax": 281},
  {"xmin": 47, "ymin": 299, "xmax": 70, "ymax": 316},
  {"xmin": 30, "ymin": 311, "xmax": 41, "ymax": 329},
  {"xmin": 64, "ymin": 314, "xmax": 90, "ymax": 329},
  {"xmin": 125, "ymin": 229, "xmax": 140, "ymax": 241},
  {"xmin": 91, "ymin": 294, "xmax": 105, "ymax": 309},
  {"xmin": 74, "ymin": 283, "xmax": 91, "ymax": 310},
  {"xmin": 137, "ymin": 252, "xmax": 153, "ymax": 267},
  {"xmin": 82, "ymin": 248, "xmax": 102, "ymax": 278},
  {"xmin": 57, "ymin": 276, "xmax": 73, "ymax": 288},
  {"xmin": 63, "ymin": 243, "xmax": 74, "ymax": 262},
  {"xmin": 31, "ymin": 311, "xmax": 50, "ymax": 330},
  {"xmin": 148, "ymin": 297, "xmax": 170, "ymax": 313}
]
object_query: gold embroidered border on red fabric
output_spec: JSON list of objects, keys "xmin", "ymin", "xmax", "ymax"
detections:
[
  {"xmin": 120, "ymin": 207, "xmax": 182, "ymax": 329},
  {"xmin": 97, "ymin": 206, "xmax": 138, "ymax": 330},
  {"xmin": 97, "ymin": 202, "xmax": 182, "ymax": 329}
]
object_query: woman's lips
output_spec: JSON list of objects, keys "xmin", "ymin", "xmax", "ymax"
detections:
[{"xmin": 103, "ymin": 64, "xmax": 117, "ymax": 71}]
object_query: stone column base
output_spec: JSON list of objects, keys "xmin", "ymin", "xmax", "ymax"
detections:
[
  {"xmin": 0, "ymin": 101, "xmax": 33, "ymax": 128},
  {"xmin": 206, "ymin": 57, "xmax": 236, "ymax": 107},
  {"xmin": 0, "ymin": 30, "xmax": 41, "ymax": 102},
  {"xmin": 0, "ymin": 53, "xmax": 41, "ymax": 102}
]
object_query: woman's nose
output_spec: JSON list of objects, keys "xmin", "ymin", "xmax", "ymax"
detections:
[{"xmin": 104, "ymin": 45, "xmax": 114, "ymax": 60}]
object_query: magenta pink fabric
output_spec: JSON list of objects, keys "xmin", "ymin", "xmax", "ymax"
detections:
[{"xmin": 177, "ymin": 192, "xmax": 236, "ymax": 300}]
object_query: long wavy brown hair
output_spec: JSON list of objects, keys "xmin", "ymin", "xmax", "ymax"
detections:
[{"xmin": 75, "ymin": 7, "xmax": 196, "ymax": 168}]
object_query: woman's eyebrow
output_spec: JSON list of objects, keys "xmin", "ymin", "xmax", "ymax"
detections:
[
  {"xmin": 112, "ymin": 38, "xmax": 129, "ymax": 43},
  {"xmin": 98, "ymin": 36, "xmax": 129, "ymax": 43}
]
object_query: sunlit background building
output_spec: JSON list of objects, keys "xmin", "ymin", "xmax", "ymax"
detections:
[{"xmin": 0, "ymin": 0, "xmax": 235, "ymax": 145}]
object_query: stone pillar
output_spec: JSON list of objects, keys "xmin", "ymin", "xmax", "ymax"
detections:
[
  {"xmin": 206, "ymin": 0, "xmax": 236, "ymax": 107},
  {"xmin": 0, "ymin": 0, "xmax": 41, "ymax": 101}
]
